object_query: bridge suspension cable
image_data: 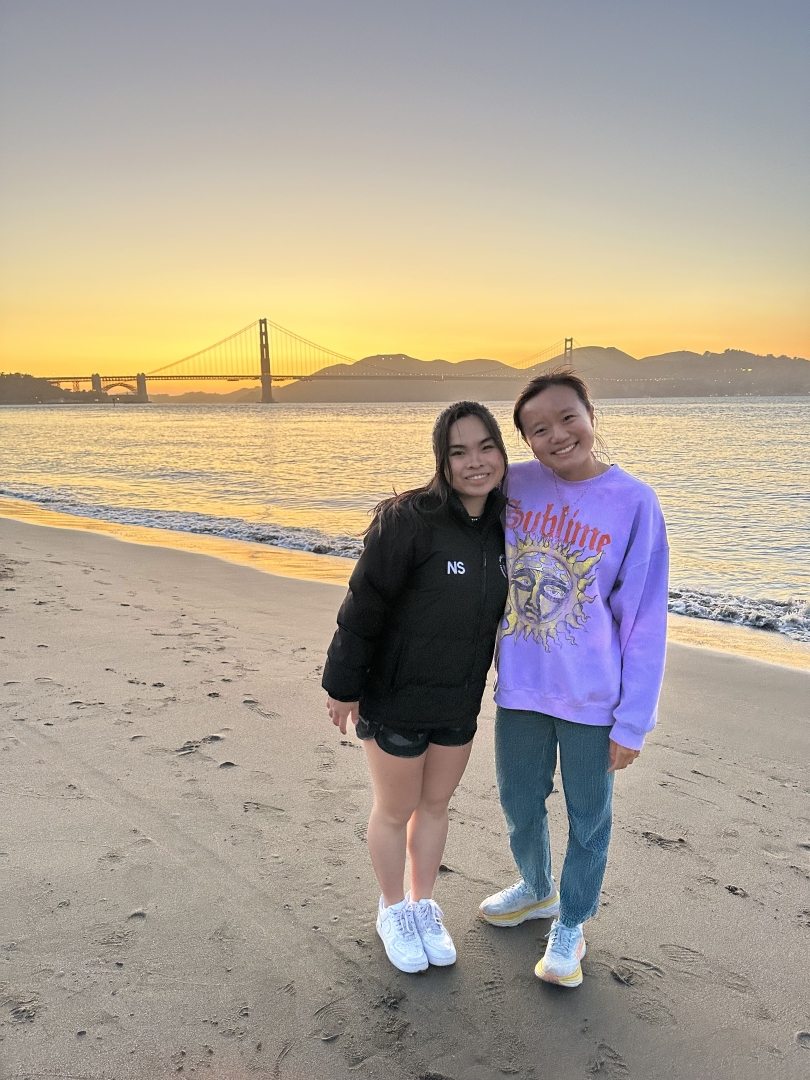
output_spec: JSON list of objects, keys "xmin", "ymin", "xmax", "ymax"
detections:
[
  {"xmin": 145, "ymin": 319, "xmax": 356, "ymax": 381},
  {"xmin": 514, "ymin": 338, "xmax": 579, "ymax": 370},
  {"xmin": 265, "ymin": 319, "xmax": 356, "ymax": 376},
  {"xmin": 146, "ymin": 321, "xmax": 260, "ymax": 378}
]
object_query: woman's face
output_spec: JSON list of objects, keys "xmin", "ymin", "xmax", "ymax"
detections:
[
  {"xmin": 518, "ymin": 385, "xmax": 597, "ymax": 481},
  {"xmin": 446, "ymin": 415, "xmax": 506, "ymax": 505}
]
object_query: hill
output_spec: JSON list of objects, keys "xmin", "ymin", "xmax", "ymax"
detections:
[
  {"xmin": 270, "ymin": 347, "xmax": 810, "ymax": 403},
  {"xmin": 272, "ymin": 353, "xmax": 532, "ymax": 403}
]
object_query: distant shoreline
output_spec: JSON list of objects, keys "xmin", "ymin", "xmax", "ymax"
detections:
[
  {"xmin": 4, "ymin": 391, "xmax": 807, "ymax": 406},
  {"xmin": 150, "ymin": 390, "xmax": 810, "ymax": 404}
]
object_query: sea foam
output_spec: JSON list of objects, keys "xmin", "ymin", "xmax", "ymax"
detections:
[
  {"xmin": 0, "ymin": 486, "xmax": 365, "ymax": 559},
  {"xmin": 668, "ymin": 588, "xmax": 810, "ymax": 642},
  {"xmin": 2, "ymin": 485, "xmax": 808, "ymax": 642}
]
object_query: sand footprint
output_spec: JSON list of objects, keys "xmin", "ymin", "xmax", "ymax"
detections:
[
  {"xmin": 93, "ymin": 925, "xmax": 133, "ymax": 949},
  {"xmin": 641, "ymin": 831, "xmax": 688, "ymax": 851},
  {"xmin": 316, "ymin": 743, "xmax": 336, "ymax": 771},
  {"xmin": 243, "ymin": 800, "xmax": 286, "ymax": 815},
  {"xmin": 659, "ymin": 943, "xmax": 752, "ymax": 993},
  {"xmin": 612, "ymin": 956, "xmax": 665, "ymax": 984},
  {"xmin": 4, "ymin": 992, "xmax": 39, "ymax": 1024},
  {"xmin": 587, "ymin": 1041, "xmax": 629, "ymax": 1076},
  {"xmin": 242, "ymin": 697, "xmax": 279, "ymax": 720},
  {"xmin": 464, "ymin": 925, "xmax": 507, "ymax": 1010},
  {"xmin": 610, "ymin": 957, "xmax": 674, "ymax": 1026},
  {"xmin": 633, "ymin": 999, "xmax": 675, "ymax": 1025},
  {"xmin": 660, "ymin": 943, "xmax": 711, "ymax": 976}
]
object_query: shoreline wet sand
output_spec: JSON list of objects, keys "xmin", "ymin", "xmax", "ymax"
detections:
[
  {"xmin": 1, "ymin": 513, "xmax": 809, "ymax": 1079},
  {"xmin": 1, "ymin": 495, "xmax": 809, "ymax": 673}
]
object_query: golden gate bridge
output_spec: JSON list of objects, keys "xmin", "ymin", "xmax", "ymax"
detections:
[{"xmin": 47, "ymin": 318, "xmax": 574, "ymax": 402}]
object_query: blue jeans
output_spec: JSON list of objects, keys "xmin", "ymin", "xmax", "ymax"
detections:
[{"xmin": 495, "ymin": 706, "xmax": 614, "ymax": 928}]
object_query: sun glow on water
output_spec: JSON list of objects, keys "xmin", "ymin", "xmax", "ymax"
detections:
[{"xmin": 1, "ymin": 398, "xmax": 808, "ymax": 613}]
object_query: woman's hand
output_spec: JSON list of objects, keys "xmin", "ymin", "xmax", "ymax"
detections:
[
  {"xmin": 327, "ymin": 696, "xmax": 359, "ymax": 735},
  {"xmin": 608, "ymin": 739, "xmax": 640, "ymax": 773}
]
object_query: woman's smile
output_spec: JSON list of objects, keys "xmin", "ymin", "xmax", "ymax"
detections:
[{"xmin": 550, "ymin": 442, "xmax": 578, "ymax": 458}]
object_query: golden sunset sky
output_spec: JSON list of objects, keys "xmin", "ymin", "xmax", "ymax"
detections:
[{"xmin": 1, "ymin": 1, "xmax": 808, "ymax": 377}]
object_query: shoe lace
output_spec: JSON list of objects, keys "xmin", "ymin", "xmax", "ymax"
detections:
[
  {"xmin": 417, "ymin": 899, "xmax": 444, "ymax": 933},
  {"xmin": 503, "ymin": 880, "xmax": 532, "ymax": 904},
  {"xmin": 546, "ymin": 921, "xmax": 579, "ymax": 957},
  {"xmin": 392, "ymin": 904, "xmax": 419, "ymax": 940}
]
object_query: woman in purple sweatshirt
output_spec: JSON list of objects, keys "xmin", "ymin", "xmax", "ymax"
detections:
[{"xmin": 479, "ymin": 370, "xmax": 669, "ymax": 988}]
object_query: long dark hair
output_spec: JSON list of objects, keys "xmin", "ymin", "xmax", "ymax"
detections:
[
  {"xmin": 370, "ymin": 400, "xmax": 508, "ymax": 529},
  {"xmin": 513, "ymin": 367, "xmax": 608, "ymax": 459}
]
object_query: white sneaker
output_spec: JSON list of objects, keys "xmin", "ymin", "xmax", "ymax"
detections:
[
  {"xmin": 376, "ymin": 897, "xmax": 429, "ymax": 973},
  {"xmin": 535, "ymin": 919, "xmax": 586, "ymax": 987},
  {"xmin": 410, "ymin": 894, "xmax": 457, "ymax": 966},
  {"xmin": 479, "ymin": 879, "xmax": 560, "ymax": 926}
]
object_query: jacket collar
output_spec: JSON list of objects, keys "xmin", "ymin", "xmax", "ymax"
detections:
[{"xmin": 446, "ymin": 486, "xmax": 506, "ymax": 529}]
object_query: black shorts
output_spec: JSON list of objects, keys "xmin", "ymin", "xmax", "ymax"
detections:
[{"xmin": 355, "ymin": 716, "xmax": 477, "ymax": 758}]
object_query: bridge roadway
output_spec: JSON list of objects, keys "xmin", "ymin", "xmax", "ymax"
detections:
[
  {"xmin": 48, "ymin": 372, "xmax": 534, "ymax": 383},
  {"xmin": 47, "ymin": 370, "xmax": 538, "ymax": 404}
]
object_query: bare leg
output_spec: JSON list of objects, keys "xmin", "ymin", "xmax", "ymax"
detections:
[
  {"xmin": 408, "ymin": 741, "xmax": 474, "ymax": 902},
  {"xmin": 363, "ymin": 740, "xmax": 426, "ymax": 907}
]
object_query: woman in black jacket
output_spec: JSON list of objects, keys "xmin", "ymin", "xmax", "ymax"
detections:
[{"xmin": 323, "ymin": 401, "xmax": 508, "ymax": 973}]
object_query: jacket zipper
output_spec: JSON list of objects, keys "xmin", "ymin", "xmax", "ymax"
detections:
[{"xmin": 465, "ymin": 536, "xmax": 488, "ymax": 689}]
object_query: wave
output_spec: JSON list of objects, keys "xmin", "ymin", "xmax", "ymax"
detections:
[
  {"xmin": 668, "ymin": 588, "xmax": 810, "ymax": 643},
  {"xmin": 2, "ymin": 485, "xmax": 808, "ymax": 642},
  {"xmin": 0, "ymin": 485, "xmax": 365, "ymax": 560}
]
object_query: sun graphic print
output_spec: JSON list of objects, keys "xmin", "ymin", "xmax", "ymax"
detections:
[{"xmin": 502, "ymin": 533, "xmax": 600, "ymax": 650}]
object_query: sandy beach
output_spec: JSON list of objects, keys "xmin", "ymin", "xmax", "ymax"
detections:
[{"xmin": 2, "ymin": 515, "xmax": 809, "ymax": 1080}]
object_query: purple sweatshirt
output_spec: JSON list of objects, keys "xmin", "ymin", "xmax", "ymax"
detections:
[{"xmin": 494, "ymin": 460, "xmax": 669, "ymax": 750}]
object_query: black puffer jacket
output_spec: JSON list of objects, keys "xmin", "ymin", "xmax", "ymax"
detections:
[{"xmin": 322, "ymin": 489, "xmax": 508, "ymax": 729}]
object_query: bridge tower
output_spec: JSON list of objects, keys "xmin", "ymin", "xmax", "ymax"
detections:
[
  {"xmin": 564, "ymin": 338, "xmax": 573, "ymax": 364},
  {"xmin": 91, "ymin": 373, "xmax": 103, "ymax": 393},
  {"xmin": 259, "ymin": 318, "xmax": 274, "ymax": 403},
  {"xmin": 135, "ymin": 373, "xmax": 149, "ymax": 403}
]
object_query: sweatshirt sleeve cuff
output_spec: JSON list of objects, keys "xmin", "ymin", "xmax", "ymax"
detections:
[{"xmin": 609, "ymin": 722, "xmax": 648, "ymax": 752}]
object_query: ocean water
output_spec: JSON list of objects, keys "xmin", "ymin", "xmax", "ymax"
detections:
[{"xmin": 2, "ymin": 398, "xmax": 808, "ymax": 641}]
